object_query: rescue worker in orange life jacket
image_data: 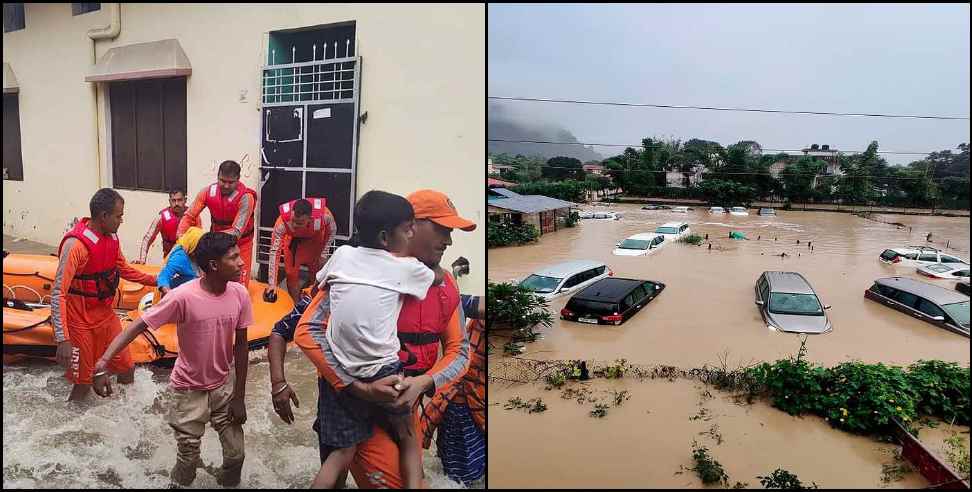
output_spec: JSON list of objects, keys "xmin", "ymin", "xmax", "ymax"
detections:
[
  {"xmin": 263, "ymin": 197, "xmax": 336, "ymax": 304},
  {"xmin": 132, "ymin": 189, "xmax": 201, "ymax": 264}
]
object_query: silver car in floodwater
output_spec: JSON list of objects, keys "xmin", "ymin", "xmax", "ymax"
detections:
[
  {"xmin": 755, "ymin": 271, "xmax": 832, "ymax": 334},
  {"xmin": 518, "ymin": 260, "xmax": 613, "ymax": 302}
]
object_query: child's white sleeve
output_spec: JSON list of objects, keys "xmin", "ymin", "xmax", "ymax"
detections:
[
  {"xmin": 401, "ymin": 259, "xmax": 435, "ymax": 300},
  {"xmin": 316, "ymin": 245, "xmax": 348, "ymax": 286}
]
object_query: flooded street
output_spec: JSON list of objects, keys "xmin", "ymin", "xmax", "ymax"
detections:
[
  {"xmin": 2, "ymin": 351, "xmax": 474, "ymax": 489},
  {"xmin": 489, "ymin": 205, "xmax": 970, "ymax": 367},
  {"xmin": 488, "ymin": 205, "xmax": 970, "ymax": 488},
  {"xmin": 2, "ymin": 237, "xmax": 478, "ymax": 489}
]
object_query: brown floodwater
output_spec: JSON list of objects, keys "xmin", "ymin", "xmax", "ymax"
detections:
[
  {"xmin": 488, "ymin": 205, "xmax": 970, "ymax": 488},
  {"xmin": 489, "ymin": 205, "xmax": 970, "ymax": 367},
  {"xmin": 2, "ymin": 236, "xmax": 480, "ymax": 489}
]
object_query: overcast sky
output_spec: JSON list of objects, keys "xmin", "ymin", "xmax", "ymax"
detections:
[{"xmin": 488, "ymin": 3, "xmax": 971, "ymax": 165}]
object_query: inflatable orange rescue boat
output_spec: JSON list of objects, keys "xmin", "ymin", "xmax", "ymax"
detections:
[{"xmin": 3, "ymin": 252, "xmax": 294, "ymax": 364}]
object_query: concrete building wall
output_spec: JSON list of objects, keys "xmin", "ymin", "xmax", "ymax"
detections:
[
  {"xmin": 522, "ymin": 211, "xmax": 541, "ymax": 233},
  {"xmin": 3, "ymin": 3, "xmax": 485, "ymax": 294}
]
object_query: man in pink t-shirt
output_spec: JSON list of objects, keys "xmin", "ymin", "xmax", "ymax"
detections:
[{"xmin": 93, "ymin": 232, "xmax": 254, "ymax": 487}]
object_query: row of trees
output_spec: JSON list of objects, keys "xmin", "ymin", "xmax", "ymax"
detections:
[{"xmin": 490, "ymin": 141, "xmax": 970, "ymax": 209}]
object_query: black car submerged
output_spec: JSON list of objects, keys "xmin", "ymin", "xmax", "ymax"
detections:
[{"xmin": 560, "ymin": 277, "xmax": 666, "ymax": 325}]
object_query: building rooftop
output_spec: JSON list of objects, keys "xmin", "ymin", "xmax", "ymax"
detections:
[{"xmin": 488, "ymin": 189, "xmax": 578, "ymax": 214}]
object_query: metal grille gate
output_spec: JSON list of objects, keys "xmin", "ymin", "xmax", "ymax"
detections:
[{"xmin": 256, "ymin": 23, "xmax": 360, "ymax": 283}]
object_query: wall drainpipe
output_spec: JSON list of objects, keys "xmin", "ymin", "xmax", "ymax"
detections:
[{"xmin": 87, "ymin": 3, "xmax": 121, "ymax": 188}]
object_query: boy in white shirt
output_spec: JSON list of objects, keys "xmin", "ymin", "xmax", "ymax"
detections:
[{"xmin": 310, "ymin": 190, "xmax": 439, "ymax": 489}]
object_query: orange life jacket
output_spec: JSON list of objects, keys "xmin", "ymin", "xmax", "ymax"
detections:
[
  {"xmin": 278, "ymin": 197, "xmax": 330, "ymax": 239},
  {"xmin": 57, "ymin": 218, "xmax": 120, "ymax": 303},
  {"xmin": 204, "ymin": 182, "xmax": 257, "ymax": 239},
  {"xmin": 397, "ymin": 273, "xmax": 460, "ymax": 374}
]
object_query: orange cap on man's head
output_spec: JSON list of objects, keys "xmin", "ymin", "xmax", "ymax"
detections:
[{"xmin": 407, "ymin": 190, "xmax": 477, "ymax": 232}]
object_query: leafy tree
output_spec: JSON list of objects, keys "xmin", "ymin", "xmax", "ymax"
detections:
[
  {"xmin": 542, "ymin": 156, "xmax": 585, "ymax": 181},
  {"xmin": 836, "ymin": 141, "xmax": 893, "ymax": 204},
  {"xmin": 780, "ymin": 157, "xmax": 825, "ymax": 203},
  {"xmin": 510, "ymin": 181, "xmax": 586, "ymax": 202},
  {"xmin": 695, "ymin": 179, "xmax": 756, "ymax": 205}
]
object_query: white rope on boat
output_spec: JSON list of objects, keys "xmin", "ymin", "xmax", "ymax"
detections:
[{"xmin": 4, "ymin": 284, "xmax": 45, "ymax": 303}]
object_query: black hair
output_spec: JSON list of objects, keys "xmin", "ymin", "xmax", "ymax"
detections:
[
  {"xmin": 193, "ymin": 232, "xmax": 238, "ymax": 273},
  {"xmin": 293, "ymin": 199, "xmax": 312, "ymax": 217},
  {"xmin": 354, "ymin": 190, "xmax": 414, "ymax": 248},
  {"xmin": 218, "ymin": 160, "xmax": 241, "ymax": 178},
  {"xmin": 90, "ymin": 188, "xmax": 124, "ymax": 219},
  {"xmin": 168, "ymin": 189, "xmax": 187, "ymax": 198}
]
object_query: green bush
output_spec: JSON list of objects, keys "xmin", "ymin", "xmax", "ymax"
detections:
[
  {"xmin": 564, "ymin": 211, "xmax": 580, "ymax": 228},
  {"xmin": 680, "ymin": 233, "xmax": 705, "ymax": 246},
  {"xmin": 757, "ymin": 468, "xmax": 818, "ymax": 489},
  {"xmin": 488, "ymin": 220, "xmax": 539, "ymax": 248},
  {"xmin": 689, "ymin": 441, "xmax": 730, "ymax": 486},
  {"xmin": 816, "ymin": 362, "xmax": 918, "ymax": 434},
  {"xmin": 744, "ymin": 342, "xmax": 971, "ymax": 437},
  {"xmin": 511, "ymin": 181, "xmax": 587, "ymax": 202},
  {"xmin": 906, "ymin": 360, "xmax": 970, "ymax": 426}
]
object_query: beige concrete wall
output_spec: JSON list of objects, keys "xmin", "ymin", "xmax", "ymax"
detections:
[
  {"xmin": 523, "ymin": 212, "xmax": 541, "ymax": 232},
  {"xmin": 3, "ymin": 3, "xmax": 485, "ymax": 294}
]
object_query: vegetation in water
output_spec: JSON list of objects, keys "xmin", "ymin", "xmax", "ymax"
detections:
[
  {"xmin": 487, "ymin": 220, "xmax": 539, "ymax": 248},
  {"xmin": 593, "ymin": 359, "xmax": 628, "ymax": 379},
  {"xmin": 942, "ymin": 431, "xmax": 970, "ymax": 478},
  {"xmin": 879, "ymin": 449, "xmax": 914, "ymax": 485},
  {"xmin": 488, "ymin": 282, "xmax": 553, "ymax": 354},
  {"xmin": 504, "ymin": 397, "xmax": 547, "ymax": 414},
  {"xmin": 680, "ymin": 233, "xmax": 705, "ymax": 245},
  {"xmin": 743, "ymin": 338, "xmax": 971, "ymax": 438},
  {"xmin": 687, "ymin": 440, "xmax": 730, "ymax": 486},
  {"xmin": 589, "ymin": 403, "xmax": 609, "ymax": 419},
  {"xmin": 757, "ymin": 468, "xmax": 819, "ymax": 489}
]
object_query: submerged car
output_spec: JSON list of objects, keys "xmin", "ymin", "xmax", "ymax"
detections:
[
  {"xmin": 709, "ymin": 206, "xmax": 726, "ymax": 214},
  {"xmin": 917, "ymin": 263, "xmax": 970, "ymax": 281},
  {"xmin": 592, "ymin": 211, "xmax": 621, "ymax": 220},
  {"xmin": 672, "ymin": 206, "xmax": 690, "ymax": 213},
  {"xmin": 864, "ymin": 277, "xmax": 970, "ymax": 338},
  {"xmin": 518, "ymin": 260, "xmax": 613, "ymax": 302},
  {"xmin": 879, "ymin": 246, "xmax": 968, "ymax": 267},
  {"xmin": 730, "ymin": 207, "xmax": 749, "ymax": 216},
  {"xmin": 758, "ymin": 208, "xmax": 777, "ymax": 216},
  {"xmin": 653, "ymin": 222, "xmax": 691, "ymax": 241},
  {"xmin": 613, "ymin": 233, "xmax": 667, "ymax": 256},
  {"xmin": 755, "ymin": 271, "xmax": 832, "ymax": 334},
  {"xmin": 957, "ymin": 281, "xmax": 970, "ymax": 296},
  {"xmin": 560, "ymin": 277, "xmax": 666, "ymax": 325}
]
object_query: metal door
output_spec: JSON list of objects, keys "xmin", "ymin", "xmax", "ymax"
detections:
[{"xmin": 257, "ymin": 28, "xmax": 361, "ymax": 282}]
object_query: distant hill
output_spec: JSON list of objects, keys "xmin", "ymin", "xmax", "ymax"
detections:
[{"xmin": 488, "ymin": 112, "xmax": 603, "ymax": 162}]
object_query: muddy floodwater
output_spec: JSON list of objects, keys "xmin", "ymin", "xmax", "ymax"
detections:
[
  {"xmin": 488, "ymin": 205, "xmax": 970, "ymax": 488},
  {"xmin": 2, "ymin": 237, "xmax": 480, "ymax": 489}
]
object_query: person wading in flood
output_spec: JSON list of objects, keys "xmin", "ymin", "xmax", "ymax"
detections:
[
  {"xmin": 269, "ymin": 189, "xmax": 474, "ymax": 489},
  {"xmin": 93, "ymin": 232, "xmax": 253, "ymax": 487},
  {"xmin": 52, "ymin": 188, "xmax": 157, "ymax": 402}
]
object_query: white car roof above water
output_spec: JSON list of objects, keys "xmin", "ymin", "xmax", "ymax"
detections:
[
  {"xmin": 624, "ymin": 233, "xmax": 662, "ymax": 240},
  {"xmin": 658, "ymin": 222, "xmax": 688, "ymax": 228},
  {"xmin": 534, "ymin": 259, "xmax": 606, "ymax": 278}
]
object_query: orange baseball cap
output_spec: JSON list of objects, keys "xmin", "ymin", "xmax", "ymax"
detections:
[{"xmin": 407, "ymin": 190, "xmax": 477, "ymax": 232}]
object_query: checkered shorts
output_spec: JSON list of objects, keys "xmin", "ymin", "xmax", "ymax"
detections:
[{"xmin": 313, "ymin": 361, "xmax": 409, "ymax": 449}]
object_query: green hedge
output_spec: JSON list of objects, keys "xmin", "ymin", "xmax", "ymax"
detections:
[{"xmin": 488, "ymin": 220, "xmax": 539, "ymax": 248}]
